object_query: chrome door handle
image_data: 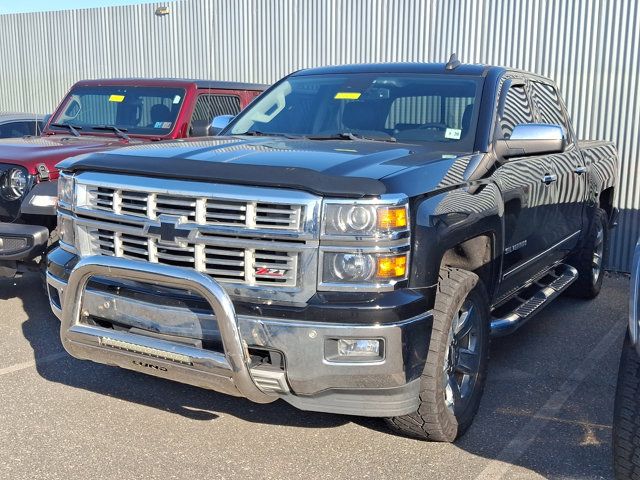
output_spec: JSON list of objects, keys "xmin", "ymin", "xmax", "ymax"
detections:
[
  {"xmin": 574, "ymin": 166, "xmax": 588, "ymax": 175},
  {"xmin": 541, "ymin": 174, "xmax": 557, "ymax": 185}
]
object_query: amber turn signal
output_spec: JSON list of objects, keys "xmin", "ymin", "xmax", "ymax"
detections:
[
  {"xmin": 376, "ymin": 254, "xmax": 407, "ymax": 278},
  {"xmin": 377, "ymin": 206, "xmax": 408, "ymax": 230}
]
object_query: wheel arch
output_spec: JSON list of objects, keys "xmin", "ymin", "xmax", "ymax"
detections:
[{"xmin": 409, "ymin": 184, "xmax": 505, "ymax": 306}]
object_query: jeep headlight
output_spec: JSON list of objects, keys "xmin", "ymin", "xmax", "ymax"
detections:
[
  {"xmin": 1, "ymin": 167, "xmax": 29, "ymax": 200},
  {"xmin": 57, "ymin": 172, "xmax": 75, "ymax": 206},
  {"xmin": 319, "ymin": 195, "xmax": 410, "ymax": 291}
]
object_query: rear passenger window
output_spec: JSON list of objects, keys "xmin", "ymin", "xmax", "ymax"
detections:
[
  {"xmin": 500, "ymin": 85, "xmax": 534, "ymax": 138},
  {"xmin": 192, "ymin": 94, "xmax": 241, "ymax": 123},
  {"xmin": 530, "ymin": 81, "xmax": 571, "ymax": 142}
]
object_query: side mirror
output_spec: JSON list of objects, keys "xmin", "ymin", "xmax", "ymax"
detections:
[
  {"xmin": 495, "ymin": 124, "xmax": 566, "ymax": 160},
  {"xmin": 209, "ymin": 115, "xmax": 234, "ymax": 136}
]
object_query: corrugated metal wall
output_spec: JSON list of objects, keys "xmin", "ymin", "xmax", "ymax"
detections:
[{"xmin": 0, "ymin": 0, "xmax": 637, "ymax": 271}]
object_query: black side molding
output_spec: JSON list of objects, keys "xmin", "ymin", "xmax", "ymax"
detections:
[{"xmin": 61, "ymin": 154, "xmax": 387, "ymax": 198}]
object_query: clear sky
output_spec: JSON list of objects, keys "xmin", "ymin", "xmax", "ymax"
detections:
[{"xmin": 0, "ymin": 0, "xmax": 157, "ymax": 14}]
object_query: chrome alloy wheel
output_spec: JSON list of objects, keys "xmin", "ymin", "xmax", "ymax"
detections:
[
  {"xmin": 592, "ymin": 221, "xmax": 605, "ymax": 285},
  {"xmin": 443, "ymin": 299, "xmax": 481, "ymax": 415}
]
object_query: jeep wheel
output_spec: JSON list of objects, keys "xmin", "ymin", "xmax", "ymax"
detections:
[
  {"xmin": 386, "ymin": 267, "xmax": 489, "ymax": 442},
  {"xmin": 567, "ymin": 208, "xmax": 608, "ymax": 299},
  {"xmin": 613, "ymin": 331, "xmax": 640, "ymax": 479}
]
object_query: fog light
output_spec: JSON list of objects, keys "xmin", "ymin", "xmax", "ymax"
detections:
[{"xmin": 337, "ymin": 339, "xmax": 380, "ymax": 357}]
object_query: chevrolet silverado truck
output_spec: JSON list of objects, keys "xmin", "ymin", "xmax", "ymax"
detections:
[
  {"xmin": 613, "ymin": 239, "xmax": 640, "ymax": 479},
  {"xmin": 47, "ymin": 59, "xmax": 619, "ymax": 442},
  {"xmin": 0, "ymin": 78, "xmax": 265, "ymax": 278}
]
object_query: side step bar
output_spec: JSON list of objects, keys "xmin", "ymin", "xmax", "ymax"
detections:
[{"xmin": 490, "ymin": 264, "xmax": 578, "ymax": 336}]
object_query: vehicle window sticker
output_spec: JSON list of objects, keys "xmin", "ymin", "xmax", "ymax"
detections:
[
  {"xmin": 445, "ymin": 128, "xmax": 462, "ymax": 139},
  {"xmin": 334, "ymin": 92, "xmax": 362, "ymax": 100}
]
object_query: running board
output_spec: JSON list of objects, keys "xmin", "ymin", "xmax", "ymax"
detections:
[{"xmin": 490, "ymin": 264, "xmax": 578, "ymax": 337}]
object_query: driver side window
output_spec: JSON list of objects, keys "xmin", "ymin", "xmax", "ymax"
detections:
[{"xmin": 500, "ymin": 84, "xmax": 534, "ymax": 138}]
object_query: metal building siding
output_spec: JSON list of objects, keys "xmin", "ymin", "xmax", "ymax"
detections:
[{"xmin": 0, "ymin": 0, "xmax": 637, "ymax": 270}]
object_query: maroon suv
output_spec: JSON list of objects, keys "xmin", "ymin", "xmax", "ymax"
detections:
[{"xmin": 0, "ymin": 78, "xmax": 266, "ymax": 278}]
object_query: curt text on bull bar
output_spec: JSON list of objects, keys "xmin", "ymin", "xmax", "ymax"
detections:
[{"xmin": 60, "ymin": 255, "xmax": 277, "ymax": 404}]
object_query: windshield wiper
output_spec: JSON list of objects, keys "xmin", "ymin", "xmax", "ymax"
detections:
[
  {"xmin": 50, "ymin": 123, "xmax": 82, "ymax": 137},
  {"xmin": 307, "ymin": 132, "xmax": 396, "ymax": 143},
  {"xmin": 240, "ymin": 130, "xmax": 300, "ymax": 139},
  {"xmin": 92, "ymin": 125, "xmax": 130, "ymax": 141}
]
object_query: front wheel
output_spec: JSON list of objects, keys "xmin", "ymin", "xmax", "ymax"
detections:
[{"xmin": 386, "ymin": 267, "xmax": 489, "ymax": 442}]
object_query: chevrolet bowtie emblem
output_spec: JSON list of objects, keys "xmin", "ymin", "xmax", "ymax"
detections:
[{"xmin": 145, "ymin": 216, "xmax": 191, "ymax": 243}]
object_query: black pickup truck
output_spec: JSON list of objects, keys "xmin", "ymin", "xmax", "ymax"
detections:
[{"xmin": 47, "ymin": 59, "xmax": 618, "ymax": 442}]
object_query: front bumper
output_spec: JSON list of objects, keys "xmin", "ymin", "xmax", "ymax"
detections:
[
  {"xmin": 0, "ymin": 221, "xmax": 49, "ymax": 276},
  {"xmin": 47, "ymin": 252, "xmax": 432, "ymax": 417}
]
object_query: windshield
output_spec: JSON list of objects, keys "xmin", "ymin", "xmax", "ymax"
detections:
[
  {"xmin": 49, "ymin": 86, "xmax": 186, "ymax": 136},
  {"xmin": 228, "ymin": 73, "xmax": 483, "ymax": 150}
]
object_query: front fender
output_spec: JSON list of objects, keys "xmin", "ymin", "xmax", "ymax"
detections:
[{"xmin": 409, "ymin": 182, "xmax": 504, "ymax": 303}]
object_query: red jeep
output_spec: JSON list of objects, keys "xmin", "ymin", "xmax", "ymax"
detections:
[{"xmin": 0, "ymin": 78, "xmax": 266, "ymax": 277}]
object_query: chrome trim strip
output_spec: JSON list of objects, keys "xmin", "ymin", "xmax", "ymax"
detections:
[{"xmin": 502, "ymin": 231, "xmax": 581, "ymax": 279}]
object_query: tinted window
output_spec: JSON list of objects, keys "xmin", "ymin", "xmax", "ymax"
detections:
[
  {"xmin": 500, "ymin": 84, "xmax": 534, "ymax": 138},
  {"xmin": 0, "ymin": 121, "xmax": 37, "ymax": 138},
  {"xmin": 530, "ymin": 81, "xmax": 570, "ymax": 136},
  {"xmin": 192, "ymin": 94, "xmax": 241, "ymax": 122},
  {"xmin": 229, "ymin": 74, "xmax": 483, "ymax": 151},
  {"xmin": 50, "ymin": 86, "xmax": 186, "ymax": 136}
]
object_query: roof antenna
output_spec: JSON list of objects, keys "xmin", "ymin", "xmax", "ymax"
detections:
[{"xmin": 445, "ymin": 53, "xmax": 461, "ymax": 70}]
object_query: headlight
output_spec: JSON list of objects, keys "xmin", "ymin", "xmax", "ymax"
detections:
[
  {"xmin": 323, "ymin": 200, "xmax": 408, "ymax": 237},
  {"xmin": 57, "ymin": 173, "xmax": 75, "ymax": 206},
  {"xmin": 322, "ymin": 252, "xmax": 408, "ymax": 285},
  {"xmin": 57, "ymin": 213, "xmax": 75, "ymax": 248},
  {"xmin": 1, "ymin": 167, "xmax": 29, "ymax": 200},
  {"xmin": 319, "ymin": 195, "xmax": 410, "ymax": 291}
]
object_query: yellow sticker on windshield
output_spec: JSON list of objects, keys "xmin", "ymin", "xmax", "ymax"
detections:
[
  {"xmin": 334, "ymin": 92, "xmax": 361, "ymax": 100},
  {"xmin": 109, "ymin": 94, "xmax": 125, "ymax": 103}
]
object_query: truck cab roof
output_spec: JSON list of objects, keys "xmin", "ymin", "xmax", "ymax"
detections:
[{"xmin": 69, "ymin": 78, "xmax": 269, "ymax": 91}]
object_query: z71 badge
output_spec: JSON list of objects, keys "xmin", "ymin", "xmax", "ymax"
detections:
[{"xmin": 255, "ymin": 267, "xmax": 287, "ymax": 277}]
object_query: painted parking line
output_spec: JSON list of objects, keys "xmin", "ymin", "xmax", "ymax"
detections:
[
  {"xmin": 476, "ymin": 324, "xmax": 624, "ymax": 480},
  {"xmin": 0, "ymin": 351, "xmax": 67, "ymax": 376}
]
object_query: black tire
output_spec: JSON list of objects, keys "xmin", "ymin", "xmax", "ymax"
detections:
[
  {"xmin": 567, "ymin": 208, "xmax": 608, "ymax": 299},
  {"xmin": 613, "ymin": 330, "xmax": 640, "ymax": 479},
  {"xmin": 386, "ymin": 267, "xmax": 490, "ymax": 442}
]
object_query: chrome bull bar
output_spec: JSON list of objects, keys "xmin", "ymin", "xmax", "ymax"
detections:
[{"xmin": 60, "ymin": 255, "xmax": 276, "ymax": 404}]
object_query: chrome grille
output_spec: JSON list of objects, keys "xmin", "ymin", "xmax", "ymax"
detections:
[
  {"xmin": 89, "ymin": 227, "xmax": 298, "ymax": 287},
  {"xmin": 74, "ymin": 173, "xmax": 321, "ymax": 302},
  {"xmin": 88, "ymin": 186, "xmax": 302, "ymax": 230}
]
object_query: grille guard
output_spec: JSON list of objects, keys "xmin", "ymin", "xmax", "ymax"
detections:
[{"xmin": 60, "ymin": 255, "xmax": 276, "ymax": 404}]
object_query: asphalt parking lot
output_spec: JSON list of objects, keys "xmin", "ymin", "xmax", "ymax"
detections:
[{"xmin": 0, "ymin": 272, "xmax": 629, "ymax": 480}]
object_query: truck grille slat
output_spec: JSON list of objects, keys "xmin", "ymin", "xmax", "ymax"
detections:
[
  {"xmin": 79, "ymin": 178, "xmax": 318, "ymax": 291},
  {"xmin": 88, "ymin": 226, "xmax": 298, "ymax": 287}
]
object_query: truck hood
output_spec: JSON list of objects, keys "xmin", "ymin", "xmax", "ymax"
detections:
[
  {"xmin": 0, "ymin": 135, "xmax": 134, "ymax": 175},
  {"xmin": 60, "ymin": 136, "xmax": 478, "ymax": 197}
]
